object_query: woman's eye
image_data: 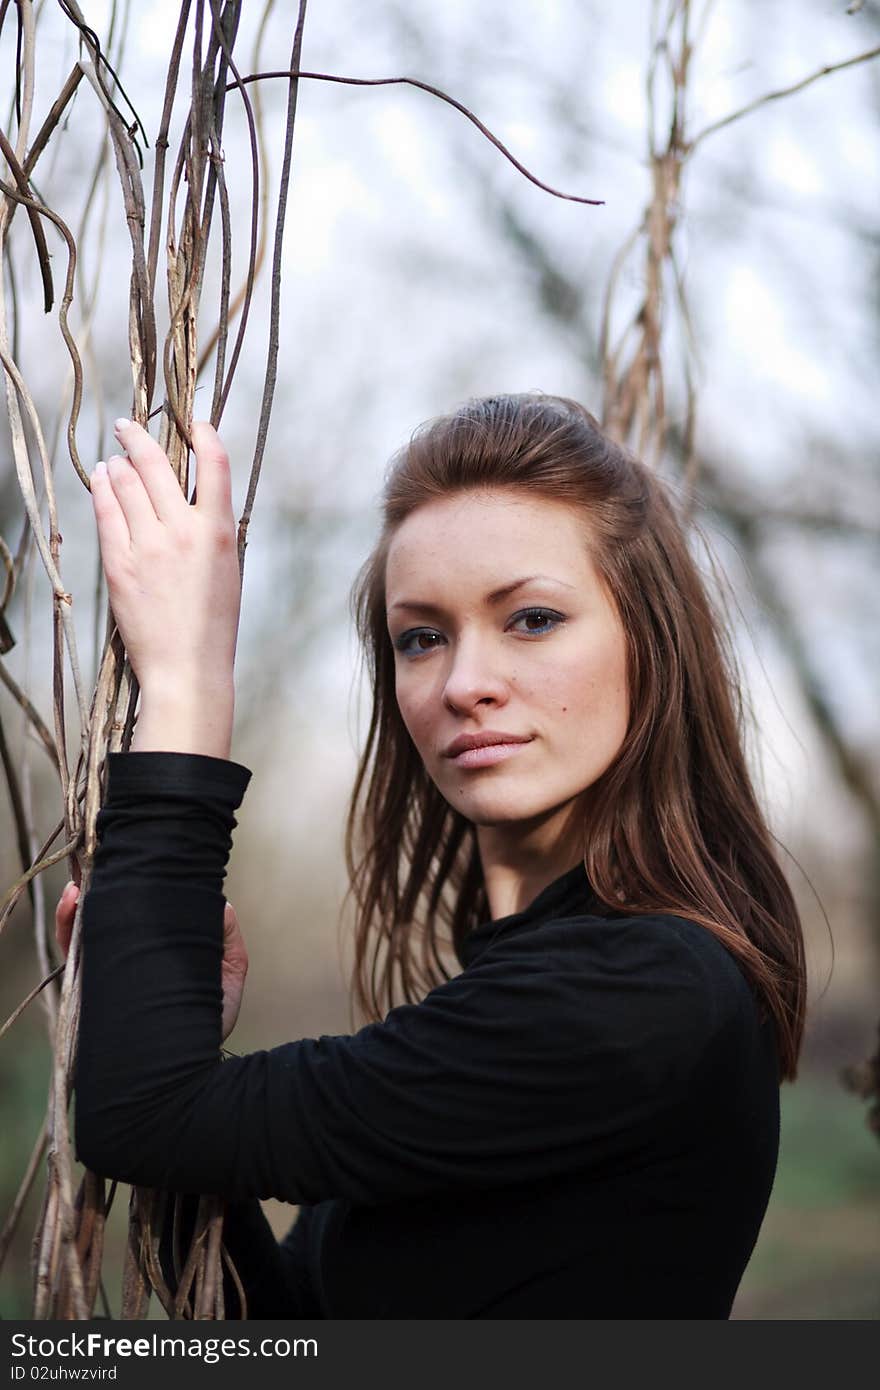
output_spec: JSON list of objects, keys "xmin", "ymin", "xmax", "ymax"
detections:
[
  {"xmin": 510, "ymin": 608, "xmax": 565, "ymax": 636},
  {"xmin": 394, "ymin": 630, "xmax": 444, "ymax": 656},
  {"xmin": 393, "ymin": 609, "xmax": 565, "ymax": 657}
]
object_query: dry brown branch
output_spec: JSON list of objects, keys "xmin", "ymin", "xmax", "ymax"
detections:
[
  {"xmin": 0, "ymin": 660, "xmax": 59, "ymax": 769},
  {"xmin": 79, "ymin": 57, "xmax": 156, "ymax": 417},
  {"xmin": 56, "ymin": 0, "xmax": 148, "ymax": 162},
  {"xmin": 0, "ymin": 0, "xmax": 265, "ymax": 1320},
  {"xmin": 0, "ymin": 963, "xmax": 65, "ymax": 1042},
  {"xmin": 0, "ymin": 536, "xmax": 12, "ymax": 640},
  {"xmin": 232, "ymin": 67, "xmax": 605, "ymax": 207},
  {"xmin": 0, "ymin": 145, "xmax": 92, "ymax": 801},
  {"xmin": 196, "ymin": 0, "xmax": 273, "ymax": 397},
  {"xmin": 236, "ymin": 1, "xmax": 309, "ymax": 579},
  {"xmin": 601, "ymin": 0, "xmax": 694, "ymax": 466},
  {"xmin": 0, "ymin": 699, "xmax": 37, "ymax": 908},
  {"xmin": 119, "ymin": 1190, "xmax": 178, "ymax": 1319},
  {"xmin": 687, "ymin": 43, "xmax": 880, "ymax": 150},
  {"xmin": 204, "ymin": 0, "xmax": 261, "ymax": 422},
  {"xmin": 0, "ymin": 835, "xmax": 80, "ymax": 937},
  {"xmin": 171, "ymin": 1198, "xmax": 212, "ymax": 1319},
  {"xmin": 0, "ymin": 127, "xmax": 54, "ymax": 309},
  {"xmin": 0, "ymin": 174, "xmax": 87, "ymax": 485},
  {"xmin": 598, "ymin": 5, "xmax": 880, "ymax": 476},
  {"xmin": 74, "ymin": 1172, "xmax": 108, "ymax": 1315},
  {"xmin": 145, "ymin": 2, "xmax": 191, "ymax": 302},
  {"xmin": 0, "ymin": 338, "xmax": 88, "ymax": 763},
  {"xmin": 3, "ymin": 66, "xmax": 84, "ymax": 233},
  {"xmin": 0, "ymin": 1116, "xmax": 47, "ymax": 1275},
  {"xmin": 220, "ymin": 1237, "xmax": 247, "ymax": 1319},
  {"xmin": 119, "ymin": 1192, "xmax": 151, "ymax": 1319}
]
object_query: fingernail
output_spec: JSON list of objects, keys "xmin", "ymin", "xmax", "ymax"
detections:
[
  {"xmin": 93, "ymin": 460, "xmax": 107, "ymax": 479},
  {"xmin": 107, "ymin": 454, "xmax": 128, "ymax": 467},
  {"xmin": 114, "ymin": 417, "xmax": 131, "ymax": 433}
]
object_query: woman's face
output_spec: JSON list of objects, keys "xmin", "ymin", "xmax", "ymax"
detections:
[{"xmin": 385, "ymin": 488, "xmax": 629, "ymax": 838}]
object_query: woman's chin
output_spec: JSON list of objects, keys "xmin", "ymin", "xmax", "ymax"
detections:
[{"xmin": 442, "ymin": 788, "xmax": 550, "ymax": 828}]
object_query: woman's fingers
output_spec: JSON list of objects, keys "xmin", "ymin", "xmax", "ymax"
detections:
[
  {"xmin": 220, "ymin": 901, "xmax": 248, "ymax": 1042},
  {"xmin": 87, "ymin": 414, "xmax": 240, "ymax": 697},
  {"xmin": 222, "ymin": 903, "xmax": 248, "ymax": 977},
  {"xmin": 223, "ymin": 903, "xmax": 247, "ymax": 958},
  {"xmin": 104, "ymin": 455, "xmax": 159, "ymax": 547},
  {"xmin": 54, "ymin": 897, "xmax": 68, "ymax": 957},
  {"xmin": 191, "ymin": 422, "xmax": 234, "ymax": 525},
  {"xmin": 90, "ymin": 460, "xmax": 134, "ymax": 560},
  {"xmin": 98, "ymin": 419, "xmax": 234, "ymax": 544},
  {"xmin": 113, "ymin": 419, "xmax": 188, "ymax": 526},
  {"xmin": 55, "ymin": 882, "xmax": 79, "ymax": 959}
]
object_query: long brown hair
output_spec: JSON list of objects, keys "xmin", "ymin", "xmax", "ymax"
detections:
[{"xmin": 344, "ymin": 393, "xmax": 806, "ymax": 1081}]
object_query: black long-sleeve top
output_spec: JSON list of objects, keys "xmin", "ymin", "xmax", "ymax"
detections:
[{"xmin": 74, "ymin": 752, "xmax": 780, "ymax": 1318}]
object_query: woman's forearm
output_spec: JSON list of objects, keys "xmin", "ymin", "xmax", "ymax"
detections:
[
  {"xmin": 75, "ymin": 752, "xmax": 251, "ymax": 1188},
  {"xmin": 130, "ymin": 685, "xmax": 234, "ymax": 759}
]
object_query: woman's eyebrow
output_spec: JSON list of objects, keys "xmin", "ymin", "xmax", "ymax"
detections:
[{"xmin": 389, "ymin": 574, "xmax": 575, "ymax": 615}]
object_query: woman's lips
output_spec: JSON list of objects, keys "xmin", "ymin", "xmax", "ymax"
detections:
[{"xmin": 448, "ymin": 740, "xmax": 533, "ymax": 770}]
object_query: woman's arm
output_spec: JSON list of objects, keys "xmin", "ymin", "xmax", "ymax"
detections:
[
  {"xmin": 129, "ymin": 685, "xmax": 234, "ymax": 760},
  {"xmin": 75, "ymin": 751, "xmax": 734, "ymax": 1207}
]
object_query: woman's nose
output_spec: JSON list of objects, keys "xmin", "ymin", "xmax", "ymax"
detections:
[{"xmin": 441, "ymin": 635, "xmax": 509, "ymax": 713}]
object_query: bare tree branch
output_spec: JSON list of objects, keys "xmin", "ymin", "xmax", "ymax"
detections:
[
  {"xmin": 231, "ymin": 68, "xmax": 605, "ymax": 206},
  {"xmin": 688, "ymin": 44, "xmax": 880, "ymax": 150}
]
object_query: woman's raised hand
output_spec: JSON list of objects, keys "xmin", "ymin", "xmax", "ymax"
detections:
[
  {"xmin": 90, "ymin": 420, "xmax": 241, "ymax": 753},
  {"xmin": 218, "ymin": 899, "xmax": 249, "ymax": 1042},
  {"xmin": 55, "ymin": 883, "xmax": 248, "ymax": 1042}
]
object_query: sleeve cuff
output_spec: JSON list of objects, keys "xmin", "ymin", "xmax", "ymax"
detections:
[{"xmin": 105, "ymin": 751, "xmax": 252, "ymax": 809}]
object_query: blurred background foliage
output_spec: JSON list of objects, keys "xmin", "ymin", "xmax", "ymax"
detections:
[{"xmin": 1, "ymin": 0, "xmax": 878, "ymax": 1317}]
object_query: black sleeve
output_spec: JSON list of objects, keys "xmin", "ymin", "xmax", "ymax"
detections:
[{"xmin": 75, "ymin": 752, "xmax": 721, "ymax": 1206}]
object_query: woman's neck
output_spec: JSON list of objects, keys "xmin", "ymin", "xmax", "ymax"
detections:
[{"xmin": 476, "ymin": 805, "xmax": 586, "ymax": 920}]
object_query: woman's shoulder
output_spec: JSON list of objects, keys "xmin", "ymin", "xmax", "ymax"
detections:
[
  {"xmin": 484, "ymin": 901, "xmax": 742, "ymax": 968},
  {"xmin": 470, "ymin": 905, "xmax": 761, "ymax": 1049},
  {"xmin": 570, "ymin": 906, "xmax": 749, "ymax": 974}
]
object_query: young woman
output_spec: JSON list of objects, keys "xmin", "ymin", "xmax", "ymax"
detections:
[{"xmin": 62, "ymin": 393, "xmax": 806, "ymax": 1318}]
